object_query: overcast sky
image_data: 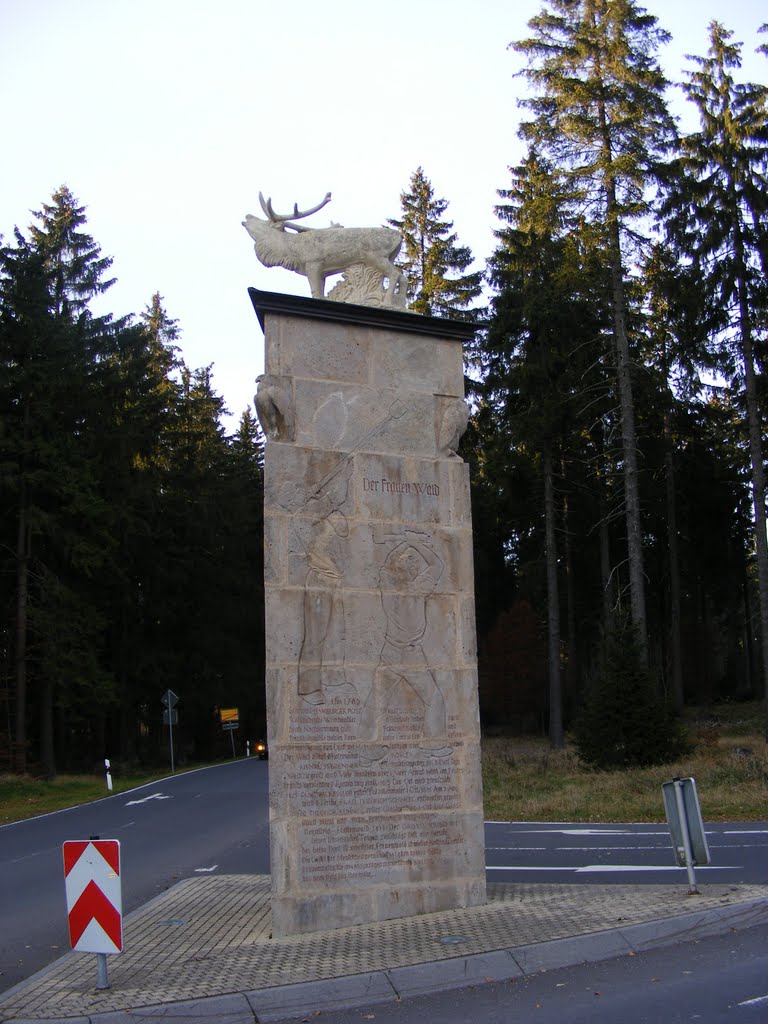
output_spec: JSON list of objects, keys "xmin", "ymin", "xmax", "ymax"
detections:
[{"xmin": 2, "ymin": 0, "xmax": 766, "ymax": 427}]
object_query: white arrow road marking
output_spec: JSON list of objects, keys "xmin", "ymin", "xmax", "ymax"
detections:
[
  {"xmin": 125, "ymin": 792, "xmax": 171, "ymax": 806},
  {"xmin": 194, "ymin": 865, "xmax": 218, "ymax": 873}
]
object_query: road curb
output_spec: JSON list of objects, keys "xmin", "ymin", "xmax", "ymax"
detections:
[{"xmin": 21, "ymin": 895, "xmax": 759, "ymax": 1024}]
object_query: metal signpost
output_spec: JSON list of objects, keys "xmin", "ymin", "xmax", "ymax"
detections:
[
  {"xmin": 220, "ymin": 707, "xmax": 239, "ymax": 758},
  {"xmin": 63, "ymin": 839, "xmax": 123, "ymax": 990},
  {"xmin": 161, "ymin": 689, "xmax": 179, "ymax": 772},
  {"xmin": 662, "ymin": 776, "xmax": 710, "ymax": 894}
]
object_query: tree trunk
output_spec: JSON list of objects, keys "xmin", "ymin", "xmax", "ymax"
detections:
[
  {"xmin": 736, "ymin": 279, "xmax": 768, "ymax": 725},
  {"xmin": 597, "ymin": 435, "xmax": 614, "ymax": 629},
  {"xmin": 562, "ymin": 462, "xmax": 578, "ymax": 700},
  {"xmin": 596, "ymin": 72, "xmax": 648, "ymax": 657},
  {"xmin": 14, "ymin": 403, "xmax": 30, "ymax": 774},
  {"xmin": 544, "ymin": 450, "xmax": 564, "ymax": 749},
  {"xmin": 664, "ymin": 441, "xmax": 684, "ymax": 708},
  {"xmin": 607, "ymin": 207, "xmax": 648, "ymax": 660},
  {"xmin": 40, "ymin": 676, "xmax": 55, "ymax": 779},
  {"xmin": 659, "ymin": 332, "xmax": 683, "ymax": 708},
  {"xmin": 729, "ymin": 205, "xmax": 768, "ymax": 728}
]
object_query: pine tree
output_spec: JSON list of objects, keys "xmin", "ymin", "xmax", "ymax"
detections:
[
  {"xmin": 511, "ymin": 0, "xmax": 677, "ymax": 660},
  {"xmin": 388, "ymin": 167, "xmax": 483, "ymax": 320},
  {"xmin": 662, "ymin": 22, "xmax": 768, "ymax": 718}
]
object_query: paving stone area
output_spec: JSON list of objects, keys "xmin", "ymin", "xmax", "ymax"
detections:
[{"xmin": 1, "ymin": 875, "xmax": 766, "ymax": 1021}]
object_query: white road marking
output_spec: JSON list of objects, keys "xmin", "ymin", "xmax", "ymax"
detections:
[
  {"xmin": 194, "ymin": 865, "xmax": 218, "ymax": 873},
  {"xmin": 711, "ymin": 843, "xmax": 768, "ymax": 849},
  {"xmin": 490, "ymin": 828, "xmax": 670, "ymax": 836},
  {"xmin": 556, "ymin": 845, "xmax": 668, "ymax": 852},
  {"xmin": 487, "ymin": 864, "xmax": 740, "ymax": 872},
  {"xmin": 125, "ymin": 792, "xmax": 171, "ymax": 806},
  {"xmin": 486, "ymin": 847, "xmax": 547, "ymax": 852},
  {"xmin": 575, "ymin": 864, "xmax": 739, "ymax": 873},
  {"xmin": 737, "ymin": 994, "xmax": 768, "ymax": 1008}
]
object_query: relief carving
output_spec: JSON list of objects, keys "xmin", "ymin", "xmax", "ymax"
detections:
[
  {"xmin": 357, "ymin": 529, "xmax": 452, "ymax": 761},
  {"xmin": 437, "ymin": 397, "xmax": 469, "ymax": 460},
  {"xmin": 285, "ymin": 403, "xmax": 409, "ymax": 706},
  {"xmin": 289, "ymin": 461, "xmax": 354, "ymax": 706},
  {"xmin": 256, "ymin": 374, "xmax": 295, "ymax": 441}
]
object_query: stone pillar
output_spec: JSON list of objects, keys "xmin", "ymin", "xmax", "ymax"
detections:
[{"xmin": 250, "ymin": 289, "xmax": 486, "ymax": 937}]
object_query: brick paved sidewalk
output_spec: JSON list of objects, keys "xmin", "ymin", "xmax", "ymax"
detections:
[{"xmin": 1, "ymin": 875, "xmax": 766, "ymax": 1022}]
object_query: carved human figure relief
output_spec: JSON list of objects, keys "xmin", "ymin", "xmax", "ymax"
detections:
[
  {"xmin": 291, "ymin": 461, "xmax": 354, "ymax": 705},
  {"xmin": 357, "ymin": 530, "xmax": 452, "ymax": 761},
  {"xmin": 437, "ymin": 397, "xmax": 469, "ymax": 460},
  {"xmin": 242, "ymin": 192, "xmax": 409, "ymax": 308},
  {"xmin": 255, "ymin": 374, "xmax": 295, "ymax": 442}
]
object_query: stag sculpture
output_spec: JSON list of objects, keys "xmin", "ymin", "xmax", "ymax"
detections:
[{"xmin": 243, "ymin": 193, "xmax": 408, "ymax": 308}]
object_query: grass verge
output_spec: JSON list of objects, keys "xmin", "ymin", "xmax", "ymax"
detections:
[{"xmin": 0, "ymin": 764, "xmax": 211, "ymax": 827}]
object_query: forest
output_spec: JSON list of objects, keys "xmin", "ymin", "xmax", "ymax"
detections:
[{"xmin": 2, "ymin": 3, "xmax": 768, "ymax": 775}]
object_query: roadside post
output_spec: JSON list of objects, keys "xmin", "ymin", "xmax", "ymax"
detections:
[
  {"xmin": 161, "ymin": 689, "xmax": 179, "ymax": 772},
  {"xmin": 104, "ymin": 758, "xmax": 113, "ymax": 792},
  {"xmin": 62, "ymin": 839, "xmax": 123, "ymax": 990},
  {"xmin": 220, "ymin": 707, "xmax": 239, "ymax": 758},
  {"xmin": 662, "ymin": 776, "xmax": 710, "ymax": 894}
]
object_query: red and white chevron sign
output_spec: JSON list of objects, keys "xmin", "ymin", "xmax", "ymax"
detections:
[{"xmin": 62, "ymin": 840, "xmax": 123, "ymax": 954}]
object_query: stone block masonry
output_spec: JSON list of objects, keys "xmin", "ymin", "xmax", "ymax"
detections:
[{"xmin": 250, "ymin": 289, "xmax": 486, "ymax": 936}]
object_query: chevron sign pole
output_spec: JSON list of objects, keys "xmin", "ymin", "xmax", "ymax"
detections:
[{"xmin": 63, "ymin": 839, "xmax": 123, "ymax": 987}]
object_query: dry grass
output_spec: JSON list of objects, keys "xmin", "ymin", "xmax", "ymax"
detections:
[{"xmin": 482, "ymin": 702, "xmax": 768, "ymax": 822}]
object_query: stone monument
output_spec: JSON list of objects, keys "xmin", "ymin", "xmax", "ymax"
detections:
[{"xmin": 246, "ymin": 193, "xmax": 486, "ymax": 936}]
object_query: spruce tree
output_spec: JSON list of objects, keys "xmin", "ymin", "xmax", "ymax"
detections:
[
  {"xmin": 511, "ymin": 0, "xmax": 677, "ymax": 660},
  {"xmin": 0, "ymin": 188, "xmax": 119, "ymax": 774},
  {"xmin": 662, "ymin": 22, "xmax": 768, "ymax": 720},
  {"xmin": 388, "ymin": 167, "xmax": 483, "ymax": 320},
  {"xmin": 95, "ymin": 294, "xmax": 182, "ymax": 760},
  {"xmin": 486, "ymin": 149, "xmax": 610, "ymax": 747},
  {"xmin": 28, "ymin": 185, "xmax": 116, "ymax": 328}
]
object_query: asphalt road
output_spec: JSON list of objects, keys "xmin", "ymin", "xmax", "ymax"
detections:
[
  {"xmin": 0, "ymin": 757, "xmax": 270, "ymax": 993},
  {"xmin": 315, "ymin": 922, "xmax": 768, "ymax": 1024},
  {"xmin": 3, "ymin": 761, "xmax": 767, "ymax": 997},
  {"xmin": 485, "ymin": 820, "xmax": 768, "ymax": 886}
]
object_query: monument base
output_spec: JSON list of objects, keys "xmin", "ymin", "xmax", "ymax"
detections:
[
  {"xmin": 272, "ymin": 877, "xmax": 487, "ymax": 936},
  {"xmin": 251, "ymin": 289, "xmax": 486, "ymax": 936}
]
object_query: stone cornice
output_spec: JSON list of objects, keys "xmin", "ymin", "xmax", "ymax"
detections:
[{"xmin": 247, "ymin": 288, "xmax": 479, "ymax": 341}]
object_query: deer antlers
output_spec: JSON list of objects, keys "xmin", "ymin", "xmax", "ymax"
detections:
[{"xmin": 258, "ymin": 192, "xmax": 333, "ymax": 229}]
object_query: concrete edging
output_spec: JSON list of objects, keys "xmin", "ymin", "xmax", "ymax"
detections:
[{"xmin": 56, "ymin": 896, "xmax": 768, "ymax": 1024}]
